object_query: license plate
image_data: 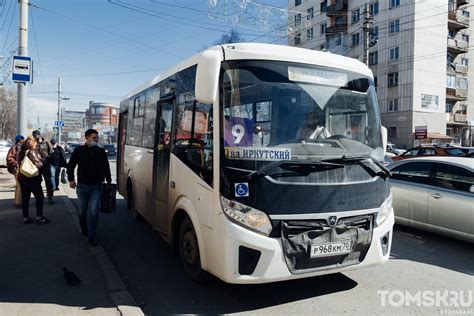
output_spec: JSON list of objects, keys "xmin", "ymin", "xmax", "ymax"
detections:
[{"xmin": 310, "ymin": 240, "xmax": 352, "ymax": 258}]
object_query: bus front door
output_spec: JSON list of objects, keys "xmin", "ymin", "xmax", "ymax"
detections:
[
  {"xmin": 153, "ymin": 100, "xmax": 174, "ymax": 232},
  {"xmin": 117, "ymin": 112, "xmax": 128, "ymax": 195}
]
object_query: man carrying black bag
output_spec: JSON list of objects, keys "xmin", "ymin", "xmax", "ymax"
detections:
[{"xmin": 67, "ymin": 129, "xmax": 111, "ymax": 247}]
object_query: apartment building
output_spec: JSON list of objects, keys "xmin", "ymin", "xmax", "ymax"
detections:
[{"xmin": 288, "ymin": 0, "xmax": 473, "ymax": 148}]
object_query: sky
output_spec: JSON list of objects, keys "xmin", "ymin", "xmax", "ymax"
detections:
[{"xmin": 0, "ymin": 0, "xmax": 288, "ymax": 128}]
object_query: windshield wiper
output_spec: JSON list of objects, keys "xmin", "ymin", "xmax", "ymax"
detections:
[
  {"xmin": 322, "ymin": 154, "xmax": 391, "ymax": 180},
  {"xmin": 242, "ymin": 160, "xmax": 344, "ymax": 182}
]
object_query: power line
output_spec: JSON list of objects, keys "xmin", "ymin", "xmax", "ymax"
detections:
[
  {"xmin": 38, "ymin": 66, "xmax": 171, "ymax": 78},
  {"xmin": 30, "ymin": 9, "xmax": 45, "ymax": 91},
  {"xmin": 1, "ymin": 2, "xmax": 16, "ymax": 54}
]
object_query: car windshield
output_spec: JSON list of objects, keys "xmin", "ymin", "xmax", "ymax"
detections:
[{"xmin": 221, "ymin": 60, "xmax": 383, "ymax": 171}]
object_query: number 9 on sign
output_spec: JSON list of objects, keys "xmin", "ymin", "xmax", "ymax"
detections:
[{"xmin": 232, "ymin": 124, "xmax": 245, "ymax": 144}]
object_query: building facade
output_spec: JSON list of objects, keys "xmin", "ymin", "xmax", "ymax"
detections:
[
  {"xmin": 85, "ymin": 101, "xmax": 118, "ymax": 143},
  {"xmin": 288, "ymin": 0, "xmax": 473, "ymax": 148},
  {"xmin": 61, "ymin": 108, "xmax": 85, "ymax": 141}
]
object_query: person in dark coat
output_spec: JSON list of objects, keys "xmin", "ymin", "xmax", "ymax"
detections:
[
  {"xmin": 49, "ymin": 139, "xmax": 67, "ymax": 190},
  {"xmin": 67, "ymin": 129, "xmax": 111, "ymax": 246},
  {"xmin": 18, "ymin": 136, "xmax": 49, "ymax": 224},
  {"xmin": 6, "ymin": 135, "xmax": 25, "ymax": 207}
]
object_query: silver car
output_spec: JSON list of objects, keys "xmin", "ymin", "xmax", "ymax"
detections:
[{"xmin": 388, "ymin": 157, "xmax": 474, "ymax": 243}]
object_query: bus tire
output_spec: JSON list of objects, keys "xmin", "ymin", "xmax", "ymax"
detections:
[
  {"xmin": 178, "ymin": 216, "xmax": 210, "ymax": 283},
  {"xmin": 127, "ymin": 181, "xmax": 143, "ymax": 222}
]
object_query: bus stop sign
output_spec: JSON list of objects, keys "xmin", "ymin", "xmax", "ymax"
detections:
[{"xmin": 12, "ymin": 56, "xmax": 32, "ymax": 83}]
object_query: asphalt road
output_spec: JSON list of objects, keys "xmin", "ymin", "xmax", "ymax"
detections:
[{"xmin": 64, "ymin": 160, "xmax": 474, "ymax": 316}]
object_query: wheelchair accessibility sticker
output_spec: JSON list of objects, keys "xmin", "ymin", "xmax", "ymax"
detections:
[{"xmin": 235, "ymin": 183, "xmax": 249, "ymax": 197}]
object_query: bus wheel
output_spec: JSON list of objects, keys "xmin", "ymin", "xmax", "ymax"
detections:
[{"xmin": 178, "ymin": 216, "xmax": 209, "ymax": 283}]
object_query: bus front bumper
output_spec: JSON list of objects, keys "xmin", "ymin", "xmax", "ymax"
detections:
[{"xmin": 209, "ymin": 211, "xmax": 394, "ymax": 284}]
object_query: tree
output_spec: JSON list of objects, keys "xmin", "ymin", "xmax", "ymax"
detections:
[
  {"xmin": 213, "ymin": 29, "xmax": 244, "ymax": 45},
  {"xmin": 0, "ymin": 87, "xmax": 17, "ymax": 141}
]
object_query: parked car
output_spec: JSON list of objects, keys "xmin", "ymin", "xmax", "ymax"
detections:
[
  {"xmin": 388, "ymin": 157, "xmax": 474, "ymax": 242},
  {"xmin": 0, "ymin": 140, "xmax": 12, "ymax": 168},
  {"xmin": 391, "ymin": 145, "xmax": 466, "ymax": 161},
  {"xmin": 67, "ymin": 143, "xmax": 81, "ymax": 154},
  {"xmin": 386, "ymin": 143, "xmax": 405, "ymax": 155},
  {"xmin": 457, "ymin": 147, "xmax": 474, "ymax": 156},
  {"xmin": 384, "ymin": 154, "xmax": 395, "ymax": 166},
  {"xmin": 103, "ymin": 144, "xmax": 116, "ymax": 157}
]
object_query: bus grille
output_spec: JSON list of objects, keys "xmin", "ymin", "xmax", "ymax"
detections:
[{"xmin": 280, "ymin": 214, "xmax": 374, "ymax": 274}]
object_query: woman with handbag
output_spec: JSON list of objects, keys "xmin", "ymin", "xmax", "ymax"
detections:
[{"xmin": 18, "ymin": 136, "xmax": 49, "ymax": 224}]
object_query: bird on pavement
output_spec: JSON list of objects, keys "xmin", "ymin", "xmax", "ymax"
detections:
[{"xmin": 63, "ymin": 267, "xmax": 82, "ymax": 286}]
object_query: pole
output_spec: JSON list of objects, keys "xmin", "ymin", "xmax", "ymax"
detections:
[
  {"xmin": 362, "ymin": 2, "xmax": 371, "ymax": 66},
  {"xmin": 57, "ymin": 77, "xmax": 61, "ymax": 144},
  {"xmin": 17, "ymin": 0, "xmax": 29, "ymax": 137}
]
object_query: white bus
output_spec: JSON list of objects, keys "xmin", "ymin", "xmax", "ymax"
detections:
[{"xmin": 117, "ymin": 43, "xmax": 394, "ymax": 284}]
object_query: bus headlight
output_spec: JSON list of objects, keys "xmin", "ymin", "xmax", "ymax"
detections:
[
  {"xmin": 376, "ymin": 194, "xmax": 393, "ymax": 226},
  {"xmin": 220, "ymin": 196, "xmax": 272, "ymax": 236}
]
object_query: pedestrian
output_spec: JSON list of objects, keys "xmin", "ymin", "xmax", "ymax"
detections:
[
  {"xmin": 18, "ymin": 136, "xmax": 49, "ymax": 224},
  {"xmin": 6, "ymin": 135, "xmax": 25, "ymax": 208},
  {"xmin": 67, "ymin": 129, "xmax": 111, "ymax": 247},
  {"xmin": 49, "ymin": 139, "xmax": 67, "ymax": 190},
  {"xmin": 32, "ymin": 130, "xmax": 54, "ymax": 204}
]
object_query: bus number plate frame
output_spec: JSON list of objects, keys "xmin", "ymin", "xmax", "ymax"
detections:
[{"xmin": 310, "ymin": 240, "xmax": 352, "ymax": 258}]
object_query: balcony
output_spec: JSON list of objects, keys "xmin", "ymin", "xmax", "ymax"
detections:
[
  {"xmin": 446, "ymin": 63, "xmax": 469, "ymax": 74},
  {"xmin": 447, "ymin": 37, "xmax": 469, "ymax": 54},
  {"xmin": 448, "ymin": 11, "xmax": 470, "ymax": 30},
  {"xmin": 449, "ymin": 113, "xmax": 468, "ymax": 122},
  {"xmin": 446, "ymin": 87, "xmax": 468, "ymax": 101},
  {"xmin": 326, "ymin": 0, "xmax": 348, "ymax": 17},
  {"xmin": 458, "ymin": 0, "xmax": 469, "ymax": 6}
]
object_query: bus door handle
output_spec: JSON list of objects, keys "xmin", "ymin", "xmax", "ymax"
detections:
[
  {"xmin": 431, "ymin": 193, "xmax": 442, "ymax": 199},
  {"xmin": 147, "ymin": 150, "xmax": 154, "ymax": 154},
  {"xmin": 170, "ymin": 181, "xmax": 175, "ymax": 189}
]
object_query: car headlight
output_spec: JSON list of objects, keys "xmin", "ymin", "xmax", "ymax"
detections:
[
  {"xmin": 376, "ymin": 193, "xmax": 393, "ymax": 226},
  {"xmin": 220, "ymin": 196, "xmax": 272, "ymax": 236}
]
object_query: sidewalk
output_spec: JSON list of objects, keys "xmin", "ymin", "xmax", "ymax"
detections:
[{"xmin": 0, "ymin": 168, "xmax": 142, "ymax": 316}]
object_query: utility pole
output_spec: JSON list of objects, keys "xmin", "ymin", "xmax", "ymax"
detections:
[
  {"xmin": 17, "ymin": 0, "xmax": 29, "ymax": 137},
  {"xmin": 57, "ymin": 77, "xmax": 69, "ymax": 145},
  {"xmin": 362, "ymin": 1, "xmax": 374, "ymax": 66}
]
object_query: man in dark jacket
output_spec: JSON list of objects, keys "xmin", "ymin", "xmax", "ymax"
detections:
[
  {"xmin": 67, "ymin": 129, "xmax": 111, "ymax": 246},
  {"xmin": 6, "ymin": 135, "xmax": 25, "ymax": 207},
  {"xmin": 32, "ymin": 130, "xmax": 54, "ymax": 204},
  {"xmin": 49, "ymin": 139, "xmax": 67, "ymax": 190}
]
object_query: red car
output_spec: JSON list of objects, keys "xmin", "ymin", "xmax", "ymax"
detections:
[{"xmin": 391, "ymin": 145, "xmax": 466, "ymax": 161}]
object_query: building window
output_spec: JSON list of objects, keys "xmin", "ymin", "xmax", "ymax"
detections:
[
  {"xmin": 335, "ymin": 16, "xmax": 344, "ymax": 26},
  {"xmin": 388, "ymin": 99, "xmax": 398, "ymax": 112},
  {"xmin": 462, "ymin": 34, "xmax": 469, "ymax": 43},
  {"xmin": 388, "ymin": 72, "xmax": 399, "ymax": 87},
  {"xmin": 352, "ymin": 33, "xmax": 360, "ymax": 46},
  {"xmin": 370, "ymin": 2, "xmax": 379, "ymax": 15},
  {"xmin": 387, "ymin": 126, "xmax": 397, "ymax": 138},
  {"xmin": 320, "ymin": 22, "xmax": 327, "ymax": 34},
  {"xmin": 461, "ymin": 58, "xmax": 469, "ymax": 66},
  {"xmin": 307, "ymin": 28, "xmax": 314, "ymax": 40},
  {"xmin": 351, "ymin": 9, "xmax": 360, "ymax": 24},
  {"xmin": 369, "ymin": 51, "xmax": 378, "ymax": 65},
  {"xmin": 389, "ymin": 19, "xmax": 400, "ymax": 34},
  {"xmin": 372, "ymin": 26, "xmax": 379, "ymax": 38},
  {"xmin": 337, "ymin": 33, "xmax": 342, "ymax": 46},
  {"xmin": 389, "ymin": 47, "xmax": 400, "ymax": 60},
  {"xmin": 295, "ymin": 13, "xmax": 301, "ymax": 26},
  {"xmin": 389, "ymin": 0, "xmax": 400, "ymax": 9},
  {"xmin": 295, "ymin": 0, "xmax": 302, "ymax": 5},
  {"xmin": 295, "ymin": 33, "xmax": 301, "ymax": 45},
  {"xmin": 307, "ymin": 7, "xmax": 314, "ymax": 20},
  {"xmin": 374, "ymin": 76, "xmax": 378, "ymax": 88},
  {"xmin": 321, "ymin": 0, "xmax": 327, "ymax": 13},
  {"xmin": 447, "ymin": 74, "xmax": 456, "ymax": 88},
  {"xmin": 446, "ymin": 103, "xmax": 454, "ymax": 113},
  {"xmin": 462, "ymin": 10, "xmax": 470, "ymax": 17}
]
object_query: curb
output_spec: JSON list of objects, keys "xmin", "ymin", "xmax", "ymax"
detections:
[{"xmin": 60, "ymin": 189, "xmax": 144, "ymax": 316}]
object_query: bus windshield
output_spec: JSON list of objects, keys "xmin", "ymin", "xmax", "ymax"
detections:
[{"xmin": 221, "ymin": 60, "xmax": 383, "ymax": 172}]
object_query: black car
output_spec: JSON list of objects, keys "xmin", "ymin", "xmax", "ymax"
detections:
[{"xmin": 103, "ymin": 144, "xmax": 117, "ymax": 156}]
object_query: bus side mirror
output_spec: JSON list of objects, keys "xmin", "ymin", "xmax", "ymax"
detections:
[
  {"xmin": 381, "ymin": 126, "xmax": 387, "ymax": 155},
  {"xmin": 195, "ymin": 50, "xmax": 222, "ymax": 104}
]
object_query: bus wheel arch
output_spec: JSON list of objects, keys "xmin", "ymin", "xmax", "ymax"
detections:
[{"xmin": 173, "ymin": 209, "xmax": 210, "ymax": 283}]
